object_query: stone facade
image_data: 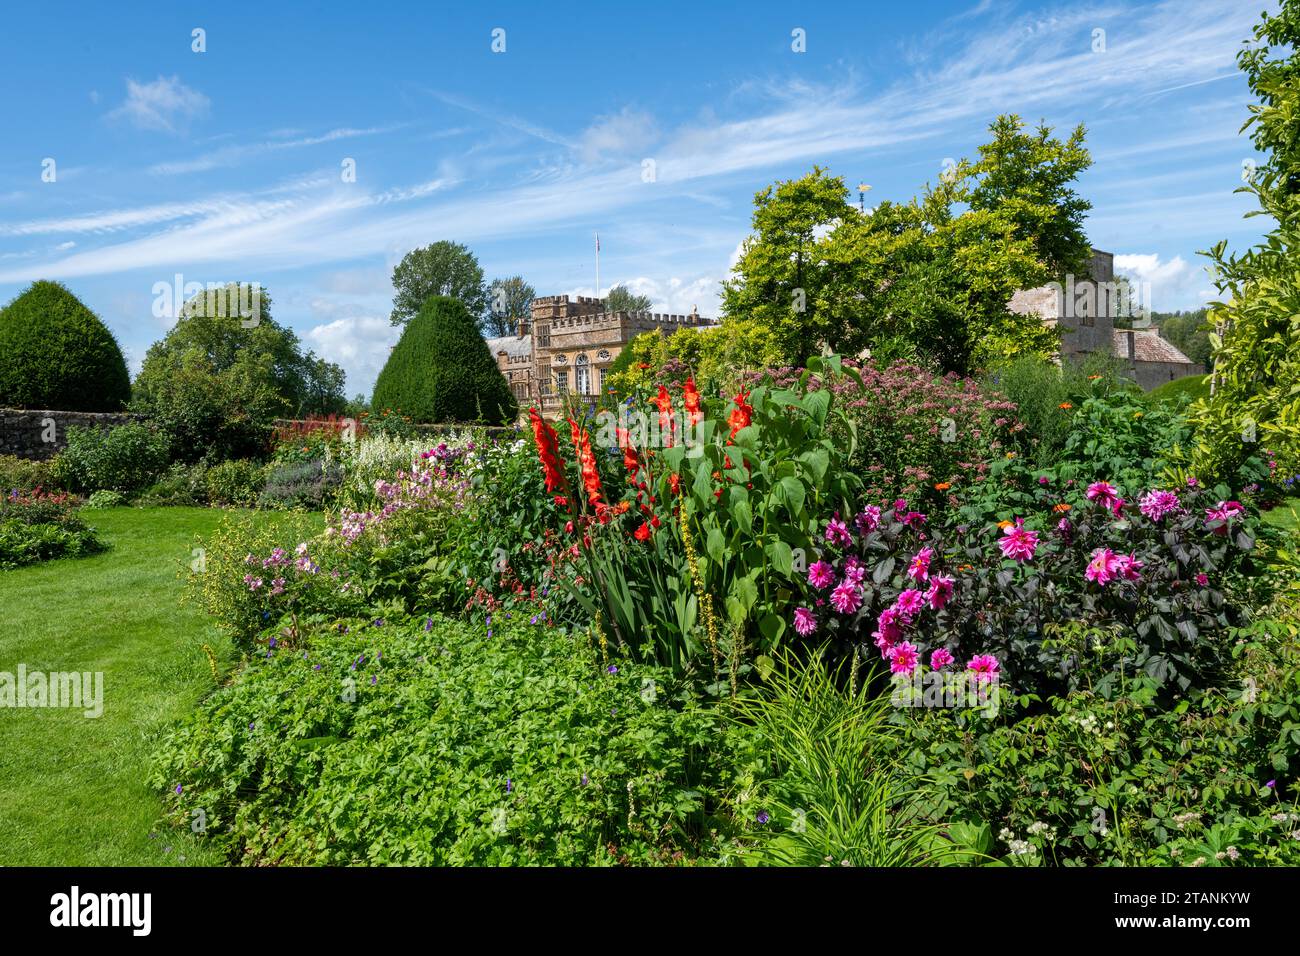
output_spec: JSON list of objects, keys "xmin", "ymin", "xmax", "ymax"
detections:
[
  {"xmin": 487, "ymin": 294, "xmax": 714, "ymax": 417},
  {"xmin": 0, "ymin": 408, "xmax": 144, "ymax": 460},
  {"xmin": 1007, "ymin": 248, "xmax": 1202, "ymax": 388}
]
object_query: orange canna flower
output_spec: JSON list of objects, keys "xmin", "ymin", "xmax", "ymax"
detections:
[
  {"xmin": 934, "ymin": 482, "xmax": 952, "ymax": 491},
  {"xmin": 727, "ymin": 390, "xmax": 754, "ymax": 439}
]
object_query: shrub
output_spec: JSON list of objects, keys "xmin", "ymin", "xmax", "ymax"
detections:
[
  {"xmin": 136, "ymin": 461, "xmax": 210, "ymax": 507},
  {"xmin": 0, "ymin": 280, "xmax": 130, "ymax": 411},
  {"xmin": 52, "ymin": 422, "xmax": 170, "ymax": 495},
  {"xmin": 371, "ymin": 296, "xmax": 516, "ymax": 425},
  {"xmin": 184, "ymin": 510, "xmax": 345, "ymax": 652},
  {"xmin": 83, "ymin": 490, "xmax": 126, "ymax": 509},
  {"xmin": 889, "ymin": 649, "xmax": 1300, "ymax": 866},
  {"xmin": 1058, "ymin": 383, "xmax": 1193, "ymax": 491},
  {"xmin": 151, "ymin": 614, "xmax": 746, "ymax": 865},
  {"xmin": 259, "ymin": 460, "xmax": 342, "ymax": 510},
  {"xmin": 270, "ymin": 414, "xmax": 362, "ymax": 465},
  {"xmin": 204, "ymin": 459, "xmax": 265, "ymax": 507},
  {"xmin": 983, "ymin": 354, "xmax": 1129, "ymax": 462},
  {"xmin": 0, "ymin": 455, "xmax": 59, "ymax": 494},
  {"xmin": 1146, "ymin": 373, "xmax": 1210, "ymax": 409},
  {"xmin": 0, "ymin": 490, "xmax": 106, "ymax": 569},
  {"xmin": 786, "ymin": 480, "xmax": 1260, "ymax": 697}
]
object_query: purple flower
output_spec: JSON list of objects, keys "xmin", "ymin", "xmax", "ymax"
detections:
[
  {"xmin": 756, "ymin": 811, "xmax": 770, "ymax": 825},
  {"xmin": 607, "ymin": 665, "xmax": 618, "ymax": 674},
  {"xmin": 175, "ymin": 784, "xmax": 183, "ymax": 795}
]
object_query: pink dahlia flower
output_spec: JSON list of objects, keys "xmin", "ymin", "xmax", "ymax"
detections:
[
  {"xmin": 907, "ymin": 546, "xmax": 934, "ymax": 582},
  {"xmin": 807, "ymin": 561, "xmax": 835, "ymax": 589},
  {"xmin": 930, "ymin": 647, "xmax": 954, "ymax": 669},
  {"xmin": 830, "ymin": 580, "xmax": 863, "ymax": 614},
  {"xmin": 967, "ymin": 653, "xmax": 1000, "ymax": 683},
  {"xmin": 998, "ymin": 518, "xmax": 1039, "ymax": 562},
  {"xmin": 1085, "ymin": 547, "xmax": 1119, "ymax": 586}
]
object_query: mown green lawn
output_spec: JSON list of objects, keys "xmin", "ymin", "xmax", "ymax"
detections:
[{"xmin": 0, "ymin": 506, "xmax": 318, "ymax": 866}]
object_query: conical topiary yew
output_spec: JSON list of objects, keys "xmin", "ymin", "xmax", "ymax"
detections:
[
  {"xmin": 0, "ymin": 280, "xmax": 131, "ymax": 411},
  {"xmin": 372, "ymin": 295, "xmax": 517, "ymax": 425}
]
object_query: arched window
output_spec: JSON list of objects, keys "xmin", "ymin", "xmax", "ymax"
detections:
[{"xmin": 575, "ymin": 354, "xmax": 591, "ymax": 395}]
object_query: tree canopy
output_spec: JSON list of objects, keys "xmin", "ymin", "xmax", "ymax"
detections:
[
  {"xmin": 1191, "ymin": 0, "xmax": 1300, "ymax": 480},
  {"xmin": 132, "ymin": 284, "xmax": 346, "ymax": 460},
  {"xmin": 604, "ymin": 285, "xmax": 653, "ymax": 313},
  {"xmin": 486, "ymin": 275, "xmax": 535, "ymax": 336},
  {"xmin": 390, "ymin": 241, "xmax": 488, "ymax": 326},
  {"xmin": 720, "ymin": 115, "xmax": 1093, "ymax": 374}
]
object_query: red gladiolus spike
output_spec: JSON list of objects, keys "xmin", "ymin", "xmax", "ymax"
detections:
[
  {"xmin": 683, "ymin": 377, "xmax": 702, "ymax": 426},
  {"xmin": 529, "ymin": 408, "xmax": 568, "ymax": 494}
]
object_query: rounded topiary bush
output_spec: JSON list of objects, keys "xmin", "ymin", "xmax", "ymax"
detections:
[
  {"xmin": 372, "ymin": 296, "xmax": 516, "ymax": 425},
  {"xmin": 0, "ymin": 281, "xmax": 131, "ymax": 411}
]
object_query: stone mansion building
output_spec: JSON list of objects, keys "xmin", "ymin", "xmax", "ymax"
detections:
[
  {"xmin": 487, "ymin": 295, "xmax": 713, "ymax": 416},
  {"xmin": 490, "ymin": 250, "xmax": 1198, "ymax": 419},
  {"xmin": 1007, "ymin": 248, "xmax": 1202, "ymax": 389}
]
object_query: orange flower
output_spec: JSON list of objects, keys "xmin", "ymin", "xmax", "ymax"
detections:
[
  {"xmin": 652, "ymin": 385, "xmax": 676, "ymax": 447},
  {"xmin": 529, "ymin": 408, "xmax": 567, "ymax": 494},
  {"xmin": 567, "ymin": 418, "xmax": 603, "ymax": 507},
  {"xmin": 727, "ymin": 390, "xmax": 754, "ymax": 439},
  {"xmin": 1058, "ymin": 402, "xmax": 1073, "ymax": 410},
  {"xmin": 934, "ymin": 482, "xmax": 951, "ymax": 491},
  {"xmin": 1053, "ymin": 503, "xmax": 1072, "ymax": 513},
  {"xmin": 683, "ymin": 377, "xmax": 702, "ymax": 426},
  {"xmin": 997, "ymin": 520, "xmax": 1014, "ymax": 529},
  {"xmin": 633, "ymin": 521, "xmax": 652, "ymax": 541},
  {"xmin": 669, "ymin": 472, "xmax": 681, "ymax": 495}
]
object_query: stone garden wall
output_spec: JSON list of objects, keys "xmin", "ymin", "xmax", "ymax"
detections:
[{"xmin": 0, "ymin": 408, "xmax": 144, "ymax": 460}]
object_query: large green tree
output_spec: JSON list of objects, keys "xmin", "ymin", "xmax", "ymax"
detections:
[
  {"xmin": 390, "ymin": 241, "xmax": 488, "ymax": 326},
  {"xmin": 372, "ymin": 296, "xmax": 516, "ymax": 425},
  {"xmin": 0, "ymin": 281, "xmax": 131, "ymax": 411},
  {"xmin": 720, "ymin": 116, "xmax": 1090, "ymax": 373},
  {"xmin": 604, "ymin": 284, "xmax": 653, "ymax": 312},
  {"xmin": 485, "ymin": 275, "xmax": 535, "ymax": 336},
  {"xmin": 133, "ymin": 285, "xmax": 346, "ymax": 461},
  {"xmin": 1192, "ymin": 1, "xmax": 1300, "ymax": 480}
]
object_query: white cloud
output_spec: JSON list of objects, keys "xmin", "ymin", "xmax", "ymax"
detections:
[
  {"xmin": 1113, "ymin": 252, "xmax": 1211, "ymax": 312},
  {"xmin": 107, "ymin": 75, "xmax": 209, "ymax": 133},
  {"xmin": 303, "ymin": 309, "xmax": 399, "ymax": 397},
  {"xmin": 579, "ymin": 108, "xmax": 659, "ymax": 162},
  {"xmin": 149, "ymin": 124, "xmax": 405, "ymax": 175}
]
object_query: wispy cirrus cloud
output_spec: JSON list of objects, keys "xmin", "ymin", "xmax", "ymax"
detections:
[
  {"xmin": 0, "ymin": 0, "xmax": 1263, "ymax": 293},
  {"xmin": 148, "ymin": 124, "xmax": 409, "ymax": 175}
]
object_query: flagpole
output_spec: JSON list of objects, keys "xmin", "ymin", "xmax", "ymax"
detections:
[{"xmin": 595, "ymin": 231, "xmax": 601, "ymax": 300}]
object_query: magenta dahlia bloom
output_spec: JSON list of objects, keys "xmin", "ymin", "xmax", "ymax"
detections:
[
  {"xmin": 873, "ymin": 607, "xmax": 904, "ymax": 649},
  {"xmin": 907, "ymin": 546, "xmax": 933, "ymax": 582},
  {"xmin": 926, "ymin": 574, "xmax": 955, "ymax": 610},
  {"xmin": 1086, "ymin": 481, "xmax": 1121, "ymax": 510},
  {"xmin": 1205, "ymin": 500, "xmax": 1245, "ymax": 534},
  {"xmin": 1138, "ymin": 489, "xmax": 1181, "ymax": 522},
  {"xmin": 901, "ymin": 510, "xmax": 928, "ymax": 529},
  {"xmin": 807, "ymin": 561, "xmax": 835, "ymax": 589},
  {"xmin": 1195, "ymin": 572, "xmax": 1209, "ymax": 587},
  {"xmin": 842, "ymin": 556, "xmax": 867, "ymax": 585},
  {"xmin": 888, "ymin": 641, "xmax": 920, "ymax": 676},
  {"xmin": 998, "ymin": 518, "xmax": 1039, "ymax": 562},
  {"xmin": 854, "ymin": 505, "xmax": 882, "ymax": 534},
  {"xmin": 930, "ymin": 647, "xmax": 954, "ymax": 669},
  {"xmin": 894, "ymin": 588, "xmax": 925, "ymax": 618},
  {"xmin": 824, "ymin": 514, "xmax": 853, "ymax": 547},
  {"xmin": 1085, "ymin": 547, "xmax": 1120, "ymax": 585},
  {"xmin": 967, "ymin": 653, "xmax": 1000, "ymax": 683},
  {"xmin": 830, "ymin": 580, "xmax": 863, "ymax": 614},
  {"xmin": 1115, "ymin": 552, "xmax": 1143, "ymax": 581},
  {"xmin": 793, "ymin": 607, "xmax": 817, "ymax": 636}
]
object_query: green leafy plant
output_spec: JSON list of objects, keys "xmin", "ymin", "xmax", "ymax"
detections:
[{"xmin": 52, "ymin": 422, "xmax": 170, "ymax": 495}]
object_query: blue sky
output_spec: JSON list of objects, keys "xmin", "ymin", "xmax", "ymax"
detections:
[{"xmin": 0, "ymin": 0, "xmax": 1272, "ymax": 397}]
